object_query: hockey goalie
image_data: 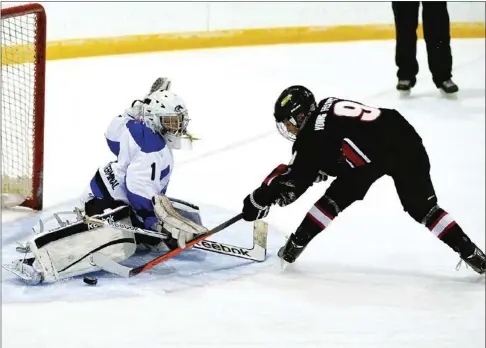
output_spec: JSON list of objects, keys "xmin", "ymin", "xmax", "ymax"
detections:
[{"xmin": 3, "ymin": 78, "xmax": 267, "ymax": 285}]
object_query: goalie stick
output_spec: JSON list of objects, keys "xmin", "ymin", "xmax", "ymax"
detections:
[
  {"xmin": 83, "ymin": 215, "xmax": 171, "ymax": 240},
  {"xmin": 85, "ymin": 214, "xmax": 267, "ymax": 263},
  {"xmin": 91, "ymin": 213, "xmax": 257, "ymax": 278}
]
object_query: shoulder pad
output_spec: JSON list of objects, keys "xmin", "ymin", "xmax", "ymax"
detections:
[{"xmin": 126, "ymin": 120, "xmax": 166, "ymax": 153}]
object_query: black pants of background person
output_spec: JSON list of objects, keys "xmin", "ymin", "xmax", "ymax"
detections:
[{"xmin": 392, "ymin": 1, "xmax": 452, "ymax": 88}]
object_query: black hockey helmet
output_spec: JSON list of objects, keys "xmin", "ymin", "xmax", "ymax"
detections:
[{"xmin": 274, "ymin": 85, "xmax": 316, "ymax": 141}]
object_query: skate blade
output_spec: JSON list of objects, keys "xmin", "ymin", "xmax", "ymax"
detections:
[
  {"xmin": 2, "ymin": 261, "xmax": 42, "ymax": 285},
  {"xmin": 440, "ymin": 89, "xmax": 458, "ymax": 100},
  {"xmin": 280, "ymin": 258, "xmax": 290, "ymax": 272},
  {"xmin": 398, "ymin": 90, "xmax": 411, "ymax": 98}
]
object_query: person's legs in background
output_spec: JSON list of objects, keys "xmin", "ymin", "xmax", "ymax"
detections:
[
  {"xmin": 392, "ymin": 1, "xmax": 420, "ymax": 95},
  {"xmin": 422, "ymin": 1, "xmax": 459, "ymax": 96}
]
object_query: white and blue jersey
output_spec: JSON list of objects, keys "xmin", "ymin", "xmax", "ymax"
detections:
[
  {"xmin": 104, "ymin": 107, "xmax": 140, "ymax": 157},
  {"xmin": 85, "ymin": 117, "xmax": 173, "ymax": 230}
]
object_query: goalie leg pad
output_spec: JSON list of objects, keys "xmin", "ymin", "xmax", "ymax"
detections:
[
  {"xmin": 4, "ymin": 206, "xmax": 136, "ymax": 284},
  {"xmin": 28, "ymin": 225, "xmax": 136, "ymax": 283}
]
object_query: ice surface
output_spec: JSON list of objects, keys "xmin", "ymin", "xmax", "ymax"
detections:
[{"xmin": 2, "ymin": 39, "xmax": 485, "ymax": 348}]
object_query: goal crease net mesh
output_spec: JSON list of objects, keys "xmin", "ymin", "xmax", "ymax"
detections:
[{"xmin": 1, "ymin": 3, "xmax": 45, "ymax": 210}]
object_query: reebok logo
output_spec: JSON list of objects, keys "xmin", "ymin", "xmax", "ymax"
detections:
[{"xmin": 197, "ymin": 240, "xmax": 250, "ymax": 257}]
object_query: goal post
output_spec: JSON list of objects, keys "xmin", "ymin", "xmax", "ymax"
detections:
[{"xmin": 1, "ymin": 3, "xmax": 46, "ymax": 210}]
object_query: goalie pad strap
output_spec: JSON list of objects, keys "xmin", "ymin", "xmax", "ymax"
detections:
[{"xmin": 35, "ymin": 205, "xmax": 130, "ymax": 248}]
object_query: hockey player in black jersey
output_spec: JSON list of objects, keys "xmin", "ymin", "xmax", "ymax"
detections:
[{"xmin": 241, "ymin": 85, "xmax": 486, "ymax": 275}]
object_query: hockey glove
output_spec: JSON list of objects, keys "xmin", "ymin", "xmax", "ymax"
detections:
[
  {"xmin": 262, "ymin": 164, "xmax": 304, "ymax": 208},
  {"xmin": 263, "ymin": 164, "xmax": 290, "ymax": 185},
  {"xmin": 149, "ymin": 77, "xmax": 171, "ymax": 93},
  {"xmin": 242, "ymin": 187, "xmax": 270, "ymax": 222},
  {"xmin": 274, "ymin": 181, "xmax": 299, "ymax": 207}
]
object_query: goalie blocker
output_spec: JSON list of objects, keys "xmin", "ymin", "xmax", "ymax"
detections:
[{"xmin": 3, "ymin": 199, "xmax": 268, "ymax": 284}]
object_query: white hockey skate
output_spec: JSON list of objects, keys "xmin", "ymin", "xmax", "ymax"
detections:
[{"xmin": 3, "ymin": 258, "xmax": 43, "ymax": 285}]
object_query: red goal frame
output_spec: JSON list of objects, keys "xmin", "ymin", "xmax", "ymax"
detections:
[{"xmin": 1, "ymin": 3, "xmax": 46, "ymax": 210}]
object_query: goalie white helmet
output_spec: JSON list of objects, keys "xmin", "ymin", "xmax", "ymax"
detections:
[{"xmin": 142, "ymin": 90, "xmax": 193, "ymax": 150}]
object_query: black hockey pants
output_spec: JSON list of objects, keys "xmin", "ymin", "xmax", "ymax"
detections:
[
  {"xmin": 392, "ymin": 1, "xmax": 453, "ymax": 87},
  {"xmin": 324, "ymin": 136, "xmax": 437, "ymax": 224}
]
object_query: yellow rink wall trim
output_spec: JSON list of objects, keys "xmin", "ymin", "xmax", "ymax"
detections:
[{"xmin": 2, "ymin": 22, "xmax": 485, "ymax": 65}]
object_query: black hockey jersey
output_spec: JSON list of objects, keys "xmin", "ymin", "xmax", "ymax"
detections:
[{"xmin": 287, "ymin": 97, "xmax": 423, "ymax": 190}]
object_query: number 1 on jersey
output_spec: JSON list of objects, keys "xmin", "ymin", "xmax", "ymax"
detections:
[
  {"xmin": 150, "ymin": 163, "xmax": 156, "ymax": 181},
  {"xmin": 334, "ymin": 101, "xmax": 381, "ymax": 122}
]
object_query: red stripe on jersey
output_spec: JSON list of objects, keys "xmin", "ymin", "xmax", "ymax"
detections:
[
  {"xmin": 315, "ymin": 203, "xmax": 335, "ymax": 220},
  {"xmin": 342, "ymin": 142, "xmax": 366, "ymax": 167},
  {"xmin": 428, "ymin": 211, "xmax": 448, "ymax": 231},
  {"xmin": 306, "ymin": 212, "xmax": 326, "ymax": 229},
  {"xmin": 263, "ymin": 164, "xmax": 288, "ymax": 185},
  {"xmin": 437, "ymin": 221, "xmax": 456, "ymax": 239}
]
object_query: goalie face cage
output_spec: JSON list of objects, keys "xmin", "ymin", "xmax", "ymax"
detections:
[{"xmin": 1, "ymin": 3, "xmax": 46, "ymax": 210}]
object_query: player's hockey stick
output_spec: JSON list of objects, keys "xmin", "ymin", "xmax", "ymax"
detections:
[
  {"xmin": 194, "ymin": 219, "xmax": 267, "ymax": 262},
  {"xmin": 91, "ymin": 213, "xmax": 244, "ymax": 278},
  {"xmin": 84, "ymin": 212, "xmax": 267, "ymax": 262}
]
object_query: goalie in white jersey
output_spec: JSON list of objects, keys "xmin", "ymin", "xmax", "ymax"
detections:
[
  {"xmin": 82, "ymin": 78, "xmax": 208, "ymax": 250},
  {"xmin": 3, "ymin": 79, "xmax": 210, "ymax": 284}
]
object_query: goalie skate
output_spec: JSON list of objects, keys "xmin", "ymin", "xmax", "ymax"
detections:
[{"xmin": 3, "ymin": 258, "xmax": 42, "ymax": 285}]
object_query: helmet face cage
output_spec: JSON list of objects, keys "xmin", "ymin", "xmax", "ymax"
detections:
[
  {"xmin": 276, "ymin": 109, "xmax": 312, "ymax": 142},
  {"xmin": 142, "ymin": 91, "xmax": 190, "ymax": 137},
  {"xmin": 159, "ymin": 108, "xmax": 189, "ymax": 136},
  {"xmin": 276, "ymin": 121, "xmax": 297, "ymax": 142}
]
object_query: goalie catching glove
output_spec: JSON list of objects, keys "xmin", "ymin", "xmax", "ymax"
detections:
[{"xmin": 152, "ymin": 195, "xmax": 208, "ymax": 248}]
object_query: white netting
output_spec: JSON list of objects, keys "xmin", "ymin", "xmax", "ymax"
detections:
[{"xmin": 1, "ymin": 10, "xmax": 38, "ymax": 201}]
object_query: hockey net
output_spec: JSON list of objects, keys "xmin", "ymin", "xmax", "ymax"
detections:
[{"xmin": 1, "ymin": 3, "xmax": 46, "ymax": 210}]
